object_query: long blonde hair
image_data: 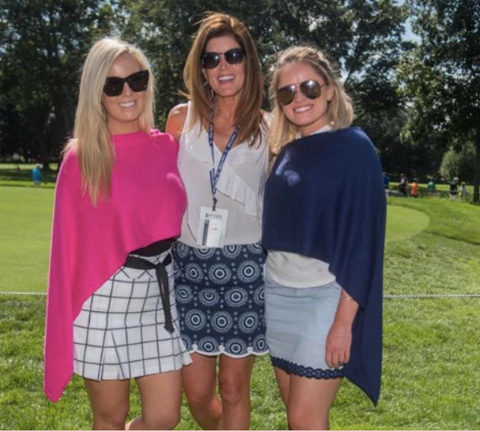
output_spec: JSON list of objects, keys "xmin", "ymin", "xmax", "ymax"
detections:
[
  {"xmin": 183, "ymin": 13, "xmax": 265, "ymax": 147},
  {"xmin": 65, "ymin": 38, "xmax": 155, "ymax": 206},
  {"xmin": 268, "ymin": 46, "xmax": 353, "ymax": 157}
]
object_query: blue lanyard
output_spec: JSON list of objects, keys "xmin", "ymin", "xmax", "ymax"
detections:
[{"xmin": 208, "ymin": 117, "xmax": 238, "ymax": 210}]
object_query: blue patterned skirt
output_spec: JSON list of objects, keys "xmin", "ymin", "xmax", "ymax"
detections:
[{"xmin": 173, "ymin": 242, "xmax": 268, "ymax": 358}]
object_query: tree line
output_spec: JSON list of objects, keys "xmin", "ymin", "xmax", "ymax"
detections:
[{"xmin": 0, "ymin": 0, "xmax": 478, "ymax": 202}]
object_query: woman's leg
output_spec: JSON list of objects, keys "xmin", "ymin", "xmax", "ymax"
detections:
[
  {"xmin": 127, "ymin": 370, "xmax": 183, "ymax": 430},
  {"xmin": 84, "ymin": 378, "xmax": 130, "ymax": 430},
  {"xmin": 217, "ymin": 355, "xmax": 256, "ymax": 430},
  {"xmin": 182, "ymin": 353, "xmax": 221, "ymax": 430},
  {"xmin": 286, "ymin": 375, "xmax": 343, "ymax": 430},
  {"xmin": 182, "ymin": 353, "xmax": 256, "ymax": 430},
  {"xmin": 273, "ymin": 366, "xmax": 291, "ymax": 407}
]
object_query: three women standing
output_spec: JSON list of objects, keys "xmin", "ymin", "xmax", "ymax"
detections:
[
  {"xmin": 44, "ymin": 21, "xmax": 384, "ymax": 432},
  {"xmin": 166, "ymin": 13, "xmax": 269, "ymax": 431}
]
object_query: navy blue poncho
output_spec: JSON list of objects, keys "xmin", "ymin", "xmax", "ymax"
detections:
[{"xmin": 262, "ymin": 127, "xmax": 386, "ymax": 405}]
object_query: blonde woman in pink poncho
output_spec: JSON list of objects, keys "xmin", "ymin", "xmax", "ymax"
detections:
[{"xmin": 44, "ymin": 38, "xmax": 191, "ymax": 429}]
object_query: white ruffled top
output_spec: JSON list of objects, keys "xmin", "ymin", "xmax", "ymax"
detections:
[{"xmin": 177, "ymin": 102, "xmax": 269, "ymax": 247}]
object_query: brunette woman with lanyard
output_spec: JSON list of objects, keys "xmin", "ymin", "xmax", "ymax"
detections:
[{"xmin": 166, "ymin": 13, "xmax": 268, "ymax": 430}]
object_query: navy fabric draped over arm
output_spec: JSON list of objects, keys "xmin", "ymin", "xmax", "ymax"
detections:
[{"xmin": 262, "ymin": 127, "xmax": 386, "ymax": 404}]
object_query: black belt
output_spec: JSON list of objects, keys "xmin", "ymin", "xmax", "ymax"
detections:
[{"xmin": 123, "ymin": 253, "xmax": 174, "ymax": 333}]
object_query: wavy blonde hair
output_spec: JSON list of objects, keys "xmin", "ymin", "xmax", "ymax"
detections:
[
  {"xmin": 183, "ymin": 12, "xmax": 265, "ymax": 147},
  {"xmin": 268, "ymin": 46, "xmax": 353, "ymax": 157},
  {"xmin": 65, "ymin": 38, "xmax": 155, "ymax": 206}
]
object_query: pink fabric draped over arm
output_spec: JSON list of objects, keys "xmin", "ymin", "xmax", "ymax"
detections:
[{"xmin": 44, "ymin": 130, "xmax": 186, "ymax": 402}]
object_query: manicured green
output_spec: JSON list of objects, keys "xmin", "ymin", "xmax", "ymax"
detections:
[
  {"xmin": 1, "ymin": 186, "xmax": 480, "ymax": 429},
  {"xmin": 386, "ymin": 205, "xmax": 430, "ymax": 243},
  {"xmin": 387, "ymin": 197, "xmax": 480, "ymax": 246}
]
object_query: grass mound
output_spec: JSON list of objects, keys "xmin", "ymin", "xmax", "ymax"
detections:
[{"xmin": 386, "ymin": 206, "xmax": 430, "ymax": 243}]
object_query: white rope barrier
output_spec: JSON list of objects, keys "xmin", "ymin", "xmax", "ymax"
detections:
[
  {"xmin": 0, "ymin": 291, "xmax": 479, "ymax": 299},
  {"xmin": 0, "ymin": 291, "xmax": 45, "ymax": 296},
  {"xmin": 384, "ymin": 293, "xmax": 480, "ymax": 299}
]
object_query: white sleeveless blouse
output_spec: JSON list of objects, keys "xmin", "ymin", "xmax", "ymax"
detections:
[{"xmin": 177, "ymin": 102, "xmax": 269, "ymax": 247}]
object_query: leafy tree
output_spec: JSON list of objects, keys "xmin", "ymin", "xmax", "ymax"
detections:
[
  {"xmin": 0, "ymin": 0, "xmax": 408, "ymax": 167},
  {"xmin": 398, "ymin": 0, "xmax": 480, "ymax": 202},
  {"xmin": 0, "ymin": 0, "xmax": 116, "ymax": 165},
  {"xmin": 119, "ymin": 0, "xmax": 407, "ymax": 155},
  {"xmin": 439, "ymin": 143, "xmax": 475, "ymax": 184}
]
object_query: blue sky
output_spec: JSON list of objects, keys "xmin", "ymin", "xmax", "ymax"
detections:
[{"xmin": 397, "ymin": 0, "xmax": 420, "ymax": 42}]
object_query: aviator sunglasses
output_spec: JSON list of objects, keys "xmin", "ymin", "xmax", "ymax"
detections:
[
  {"xmin": 103, "ymin": 70, "xmax": 149, "ymax": 97},
  {"xmin": 277, "ymin": 79, "xmax": 325, "ymax": 106},
  {"xmin": 201, "ymin": 48, "xmax": 245, "ymax": 69}
]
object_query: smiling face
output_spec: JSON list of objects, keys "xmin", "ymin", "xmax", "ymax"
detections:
[
  {"xmin": 203, "ymin": 35, "xmax": 245, "ymax": 101},
  {"xmin": 277, "ymin": 61, "xmax": 334, "ymax": 137},
  {"xmin": 101, "ymin": 53, "xmax": 146, "ymax": 134}
]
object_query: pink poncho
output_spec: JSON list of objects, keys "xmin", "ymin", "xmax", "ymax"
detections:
[{"xmin": 44, "ymin": 130, "xmax": 186, "ymax": 402}]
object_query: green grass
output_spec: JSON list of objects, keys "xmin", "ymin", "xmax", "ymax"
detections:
[
  {"xmin": 1, "ymin": 185, "xmax": 480, "ymax": 429},
  {"xmin": 387, "ymin": 197, "xmax": 480, "ymax": 245},
  {"xmin": 2, "ymin": 296, "xmax": 480, "ymax": 429},
  {"xmin": 0, "ymin": 186, "xmax": 53, "ymax": 292},
  {"xmin": 386, "ymin": 206, "xmax": 430, "ymax": 243}
]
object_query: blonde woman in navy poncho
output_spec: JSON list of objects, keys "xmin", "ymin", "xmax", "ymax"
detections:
[{"xmin": 262, "ymin": 46, "xmax": 386, "ymax": 429}]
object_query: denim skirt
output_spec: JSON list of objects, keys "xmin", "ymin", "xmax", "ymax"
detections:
[{"xmin": 264, "ymin": 271, "xmax": 345, "ymax": 379}]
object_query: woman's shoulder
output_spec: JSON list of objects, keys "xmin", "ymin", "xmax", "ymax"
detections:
[
  {"xmin": 168, "ymin": 102, "xmax": 189, "ymax": 119},
  {"xmin": 324, "ymin": 127, "xmax": 376, "ymax": 154},
  {"xmin": 61, "ymin": 141, "xmax": 80, "ymax": 168},
  {"xmin": 333, "ymin": 127, "xmax": 382, "ymax": 172},
  {"xmin": 166, "ymin": 102, "xmax": 190, "ymax": 142},
  {"xmin": 55, "ymin": 143, "xmax": 82, "ymax": 189},
  {"xmin": 147, "ymin": 129, "xmax": 181, "ymax": 155}
]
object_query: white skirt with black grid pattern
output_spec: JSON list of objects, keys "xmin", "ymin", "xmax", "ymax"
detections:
[{"xmin": 73, "ymin": 250, "xmax": 192, "ymax": 381}]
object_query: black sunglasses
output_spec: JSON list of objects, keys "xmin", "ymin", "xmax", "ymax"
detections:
[
  {"xmin": 201, "ymin": 48, "xmax": 245, "ymax": 69},
  {"xmin": 103, "ymin": 70, "xmax": 149, "ymax": 97},
  {"xmin": 277, "ymin": 80, "xmax": 325, "ymax": 106}
]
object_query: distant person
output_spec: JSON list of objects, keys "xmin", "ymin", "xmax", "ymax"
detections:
[
  {"xmin": 427, "ymin": 180, "xmax": 437, "ymax": 197},
  {"xmin": 411, "ymin": 178, "xmax": 419, "ymax": 198},
  {"xmin": 383, "ymin": 172, "xmax": 390, "ymax": 190},
  {"xmin": 13, "ymin": 152, "xmax": 20, "ymax": 170},
  {"xmin": 31, "ymin": 164, "xmax": 43, "ymax": 186},
  {"xmin": 460, "ymin": 182, "xmax": 467, "ymax": 200},
  {"xmin": 399, "ymin": 173, "xmax": 408, "ymax": 196},
  {"xmin": 449, "ymin": 177, "xmax": 459, "ymax": 198}
]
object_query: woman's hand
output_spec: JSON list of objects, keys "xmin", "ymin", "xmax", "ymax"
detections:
[{"xmin": 325, "ymin": 321, "xmax": 352, "ymax": 370}]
